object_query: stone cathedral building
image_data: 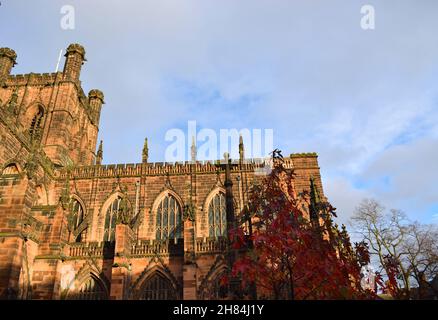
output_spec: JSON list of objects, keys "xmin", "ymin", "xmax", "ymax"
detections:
[{"xmin": 0, "ymin": 44, "xmax": 326, "ymax": 300}]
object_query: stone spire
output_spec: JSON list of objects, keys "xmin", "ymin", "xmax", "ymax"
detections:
[
  {"xmin": 142, "ymin": 138, "xmax": 149, "ymax": 163},
  {"xmin": 239, "ymin": 134, "xmax": 245, "ymax": 162},
  {"xmin": 190, "ymin": 136, "xmax": 197, "ymax": 162},
  {"xmin": 96, "ymin": 140, "xmax": 103, "ymax": 165}
]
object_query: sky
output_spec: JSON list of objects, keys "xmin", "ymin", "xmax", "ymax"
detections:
[{"xmin": 1, "ymin": 0, "xmax": 437, "ymax": 226}]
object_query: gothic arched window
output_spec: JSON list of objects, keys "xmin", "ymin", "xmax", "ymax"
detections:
[
  {"xmin": 103, "ymin": 197, "xmax": 122, "ymax": 242},
  {"xmin": 2, "ymin": 163, "xmax": 19, "ymax": 175},
  {"xmin": 72, "ymin": 276, "xmax": 106, "ymax": 300},
  {"xmin": 210, "ymin": 272, "xmax": 229, "ymax": 299},
  {"xmin": 156, "ymin": 194, "xmax": 182, "ymax": 240},
  {"xmin": 199, "ymin": 269, "xmax": 230, "ymax": 300},
  {"xmin": 141, "ymin": 273, "xmax": 175, "ymax": 300},
  {"xmin": 29, "ymin": 107, "xmax": 44, "ymax": 142},
  {"xmin": 208, "ymin": 193, "xmax": 227, "ymax": 238},
  {"xmin": 71, "ymin": 200, "xmax": 86, "ymax": 242}
]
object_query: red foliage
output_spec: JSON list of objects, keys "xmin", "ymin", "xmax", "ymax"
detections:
[
  {"xmin": 230, "ymin": 152, "xmax": 377, "ymax": 300},
  {"xmin": 355, "ymin": 241, "xmax": 371, "ymax": 266},
  {"xmin": 381, "ymin": 255, "xmax": 403, "ymax": 298}
]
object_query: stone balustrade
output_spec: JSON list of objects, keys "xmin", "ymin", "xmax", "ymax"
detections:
[
  {"xmin": 131, "ymin": 239, "xmax": 183, "ymax": 256},
  {"xmin": 195, "ymin": 237, "xmax": 228, "ymax": 253},
  {"xmin": 68, "ymin": 242, "xmax": 106, "ymax": 257}
]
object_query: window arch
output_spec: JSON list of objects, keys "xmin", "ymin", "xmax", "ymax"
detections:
[
  {"xmin": 208, "ymin": 193, "xmax": 227, "ymax": 238},
  {"xmin": 70, "ymin": 276, "xmax": 107, "ymax": 300},
  {"xmin": 202, "ymin": 271, "xmax": 229, "ymax": 300},
  {"xmin": 155, "ymin": 194, "xmax": 182, "ymax": 240},
  {"xmin": 71, "ymin": 199, "xmax": 87, "ymax": 242},
  {"xmin": 2, "ymin": 163, "xmax": 19, "ymax": 175},
  {"xmin": 29, "ymin": 106, "xmax": 44, "ymax": 142},
  {"xmin": 103, "ymin": 196, "xmax": 122, "ymax": 242},
  {"xmin": 140, "ymin": 273, "xmax": 176, "ymax": 300}
]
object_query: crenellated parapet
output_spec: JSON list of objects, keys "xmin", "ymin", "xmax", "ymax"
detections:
[
  {"xmin": 56, "ymin": 154, "xmax": 316, "ymax": 180},
  {"xmin": 3, "ymin": 72, "xmax": 64, "ymax": 87},
  {"xmin": 56, "ymin": 159, "xmax": 287, "ymax": 179}
]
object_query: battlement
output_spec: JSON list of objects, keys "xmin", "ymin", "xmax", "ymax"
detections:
[
  {"xmin": 4, "ymin": 72, "xmax": 63, "ymax": 86},
  {"xmin": 57, "ymin": 154, "xmax": 317, "ymax": 179}
]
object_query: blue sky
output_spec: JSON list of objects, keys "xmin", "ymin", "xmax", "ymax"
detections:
[{"xmin": 1, "ymin": 0, "xmax": 437, "ymax": 225}]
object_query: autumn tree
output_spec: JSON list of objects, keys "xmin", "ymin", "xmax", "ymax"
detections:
[{"xmin": 230, "ymin": 150, "xmax": 374, "ymax": 300}]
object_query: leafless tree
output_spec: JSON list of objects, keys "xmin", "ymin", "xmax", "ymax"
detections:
[
  {"xmin": 350, "ymin": 198, "xmax": 438, "ymax": 299},
  {"xmin": 402, "ymin": 222, "xmax": 438, "ymax": 298}
]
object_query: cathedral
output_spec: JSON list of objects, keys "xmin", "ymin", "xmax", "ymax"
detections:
[{"xmin": 0, "ymin": 44, "xmax": 326, "ymax": 300}]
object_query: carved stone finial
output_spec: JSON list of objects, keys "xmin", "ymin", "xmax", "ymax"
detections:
[
  {"xmin": 191, "ymin": 136, "xmax": 197, "ymax": 162},
  {"xmin": 0, "ymin": 47, "xmax": 18, "ymax": 62},
  {"xmin": 0, "ymin": 48, "xmax": 17, "ymax": 80},
  {"xmin": 64, "ymin": 44, "xmax": 86, "ymax": 60},
  {"xmin": 63, "ymin": 44, "xmax": 86, "ymax": 81},
  {"xmin": 96, "ymin": 140, "xmax": 103, "ymax": 165},
  {"xmin": 88, "ymin": 89, "xmax": 104, "ymax": 103},
  {"xmin": 142, "ymin": 138, "xmax": 149, "ymax": 163},
  {"xmin": 183, "ymin": 202, "xmax": 196, "ymax": 222},
  {"xmin": 239, "ymin": 134, "xmax": 244, "ymax": 162}
]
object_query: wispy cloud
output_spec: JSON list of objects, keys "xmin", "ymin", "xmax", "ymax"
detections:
[{"xmin": 1, "ymin": 0, "xmax": 437, "ymax": 223}]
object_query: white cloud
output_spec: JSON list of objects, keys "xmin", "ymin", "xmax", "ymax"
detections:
[{"xmin": 324, "ymin": 176, "xmax": 372, "ymax": 226}]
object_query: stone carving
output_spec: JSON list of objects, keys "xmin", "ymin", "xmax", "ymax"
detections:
[
  {"xmin": 6, "ymin": 88, "xmax": 19, "ymax": 116},
  {"xmin": 60, "ymin": 264, "xmax": 76, "ymax": 291},
  {"xmin": 117, "ymin": 196, "xmax": 131, "ymax": 225},
  {"xmin": 59, "ymin": 180, "xmax": 71, "ymax": 211},
  {"xmin": 183, "ymin": 202, "xmax": 196, "ymax": 222},
  {"xmin": 117, "ymin": 187, "xmax": 131, "ymax": 225}
]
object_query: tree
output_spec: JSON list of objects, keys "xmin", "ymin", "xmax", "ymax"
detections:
[
  {"xmin": 350, "ymin": 199, "xmax": 438, "ymax": 299},
  {"xmin": 402, "ymin": 222, "xmax": 438, "ymax": 298},
  {"xmin": 230, "ymin": 151, "xmax": 374, "ymax": 300}
]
